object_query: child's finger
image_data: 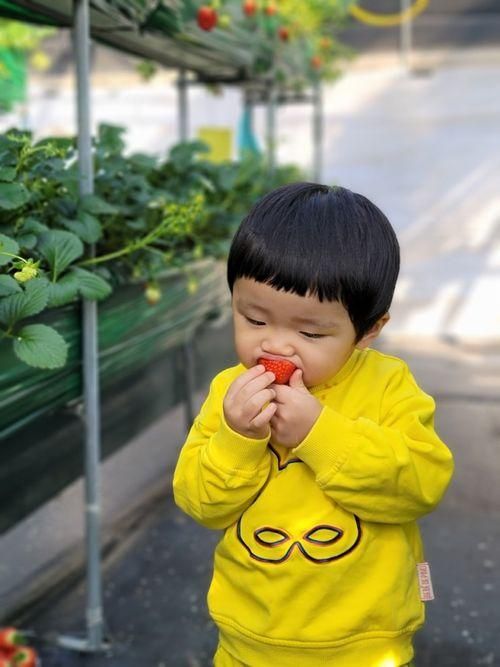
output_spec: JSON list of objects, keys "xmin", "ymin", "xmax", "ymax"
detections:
[
  {"xmin": 243, "ymin": 387, "xmax": 276, "ymax": 421},
  {"xmin": 225, "ymin": 364, "xmax": 266, "ymax": 402},
  {"xmin": 237, "ymin": 371, "xmax": 276, "ymax": 404},
  {"xmin": 250, "ymin": 401, "xmax": 277, "ymax": 430}
]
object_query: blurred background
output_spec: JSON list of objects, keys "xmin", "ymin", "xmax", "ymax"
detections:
[{"xmin": 0, "ymin": 1, "xmax": 499, "ymax": 666}]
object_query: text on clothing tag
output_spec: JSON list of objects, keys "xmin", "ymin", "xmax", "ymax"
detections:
[{"xmin": 417, "ymin": 562, "xmax": 435, "ymax": 601}]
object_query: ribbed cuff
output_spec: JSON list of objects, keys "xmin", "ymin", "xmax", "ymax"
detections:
[
  {"xmin": 208, "ymin": 411, "xmax": 270, "ymax": 472},
  {"xmin": 293, "ymin": 406, "xmax": 358, "ymax": 482}
]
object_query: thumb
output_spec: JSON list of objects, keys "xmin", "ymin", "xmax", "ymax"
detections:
[{"xmin": 289, "ymin": 368, "xmax": 307, "ymax": 390}]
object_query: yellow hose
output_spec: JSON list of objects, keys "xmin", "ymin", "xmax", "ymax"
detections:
[{"xmin": 349, "ymin": 0, "xmax": 429, "ymax": 27}]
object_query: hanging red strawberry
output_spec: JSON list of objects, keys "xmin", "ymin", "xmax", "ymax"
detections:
[
  {"xmin": 197, "ymin": 5, "xmax": 218, "ymax": 31},
  {"xmin": 310, "ymin": 55, "xmax": 323, "ymax": 69},
  {"xmin": 242, "ymin": 0, "xmax": 257, "ymax": 16},
  {"xmin": 9, "ymin": 647, "xmax": 37, "ymax": 667},
  {"xmin": 264, "ymin": 1, "xmax": 277, "ymax": 16},
  {"xmin": 278, "ymin": 26, "xmax": 290, "ymax": 42},
  {"xmin": 0, "ymin": 629, "xmax": 24, "ymax": 652}
]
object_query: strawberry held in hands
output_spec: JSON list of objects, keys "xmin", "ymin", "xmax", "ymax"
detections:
[{"xmin": 258, "ymin": 357, "xmax": 296, "ymax": 385}]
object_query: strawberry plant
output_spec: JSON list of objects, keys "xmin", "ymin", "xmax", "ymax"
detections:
[{"xmin": 0, "ymin": 124, "xmax": 304, "ymax": 370}]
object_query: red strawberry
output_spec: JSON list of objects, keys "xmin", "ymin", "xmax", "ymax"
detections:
[
  {"xmin": 265, "ymin": 2, "xmax": 277, "ymax": 16},
  {"xmin": 10, "ymin": 647, "xmax": 37, "ymax": 667},
  {"xmin": 0, "ymin": 630, "xmax": 24, "ymax": 651},
  {"xmin": 197, "ymin": 6, "xmax": 218, "ymax": 31},
  {"xmin": 258, "ymin": 357, "xmax": 297, "ymax": 384},
  {"xmin": 310, "ymin": 55, "xmax": 323, "ymax": 69},
  {"xmin": 242, "ymin": 0, "xmax": 257, "ymax": 16},
  {"xmin": 278, "ymin": 26, "xmax": 290, "ymax": 42},
  {"xmin": 0, "ymin": 657, "xmax": 13, "ymax": 667}
]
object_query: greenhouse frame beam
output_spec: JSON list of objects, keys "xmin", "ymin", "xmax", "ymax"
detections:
[
  {"xmin": 177, "ymin": 68, "xmax": 189, "ymax": 143},
  {"xmin": 74, "ymin": 0, "xmax": 105, "ymax": 652},
  {"xmin": 312, "ymin": 80, "xmax": 323, "ymax": 183},
  {"xmin": 266, "ymin": 82, "xmax": 277, "ymax": 175},
  {"xmin": 400, "ymin": 0, "xmax": 413, "ymax": 69}
]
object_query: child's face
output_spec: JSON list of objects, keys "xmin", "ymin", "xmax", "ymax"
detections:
[{"xmin": 232, "ymin": 278, "xmax": 368, "ymax": 388}]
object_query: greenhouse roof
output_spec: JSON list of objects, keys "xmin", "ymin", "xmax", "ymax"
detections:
[{"xmin": 0, "ymin": 0, "xmax": 252, "ymax": 81}]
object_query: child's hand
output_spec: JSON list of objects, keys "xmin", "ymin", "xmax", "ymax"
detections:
[
  {"xmin": 223, "ymin": 365, "xmax": 277, "ymax": 440},
  {"xmin": 270, "ymin": 369, "xmax": 323, "ymax": 448}
]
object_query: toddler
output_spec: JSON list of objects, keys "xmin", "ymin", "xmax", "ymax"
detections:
[{"xmin": 173, "ymin": 182, "xmax": 454, "ymax": 667}]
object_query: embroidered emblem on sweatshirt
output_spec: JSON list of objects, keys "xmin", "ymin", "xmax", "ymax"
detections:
[{"xmin": 236, "ymin": 446, "xmax": 362, "ymax": 564}]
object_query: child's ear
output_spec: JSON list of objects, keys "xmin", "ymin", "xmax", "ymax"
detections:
[{"xmin": 356, "ymin": 313, "xmax": 390, "ymax": 349}]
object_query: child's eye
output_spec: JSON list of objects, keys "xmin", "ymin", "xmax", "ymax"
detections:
[
  {"xmin": 301, "ymin": 331, "xmax": 325, "ymax": 339},
  {"xmin": 246, "ymin": 316, "xmax": 266, "ymax": 326}
]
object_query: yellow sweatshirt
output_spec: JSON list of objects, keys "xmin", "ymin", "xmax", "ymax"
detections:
[{"xmin": 173, "ymin": 348, "xmax": 454, "ymax": 667}]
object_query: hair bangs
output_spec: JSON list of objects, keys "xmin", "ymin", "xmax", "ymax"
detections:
[
  {"xmin": 228, "ymin": 217, "xmax": 348, "ymax": 304},
  {"xmin": 227, "ymin": 181, "xmax": 400, "ymax": 341}
]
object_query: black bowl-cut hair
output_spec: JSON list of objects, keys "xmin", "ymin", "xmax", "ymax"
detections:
[{"xmin": 227, "ymin": 182, "xmax": 400, "ymax": 342}]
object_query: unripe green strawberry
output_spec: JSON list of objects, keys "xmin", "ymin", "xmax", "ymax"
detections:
[
  {"xmin": 258, "ymin": 357, "xmax": 296, "ymax": 384},
  {"xmin": 144, "ymin": 284, "xmax": 161, "ymax": 305}
]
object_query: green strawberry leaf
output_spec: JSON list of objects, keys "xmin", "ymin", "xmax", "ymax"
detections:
[
  {"xmin": 0, "ymin": 233, "xmax": 20, "ymax": 266},
  {"xmin": 61, "ymin": 212, "xmax": 102, "ymax": 243},
  {"xmin": 37, "ymin": 230, "xmax": 84, "ymax": 280},
  {"xmin": 71, "ymin": 267, "xmax": 112, "ymax": 300},
  {"xmin": 15, "ymin": 233, "xmax": 37, "ymax": 249},
  {"xmin": 0, "ymin": 278, "xmax": 49, "ymax": 327},
  {"xmin": 13, "ymin": 324, "xmax": 68, "ymax": 369},
  {"xmin": 47, "ymin": 271, "xmax": 80, "ymax": 307},
  {"xmin": 79, "ymin": 194, "xmax": 118, "ymax": 216},
  {"xmin": 0, "ymin": 182, "xmax": 31, "ymax": 209},
  {"xmin": 0, "ymin": 166, "xmax": 16, "ymax": 182},
  {"xmin": 0, "ymin": 275, "xmax": 22, "ymax": 297},
  {"xmin": 22, "ymin": 217, "xmax": 49, "ymax": 234}
]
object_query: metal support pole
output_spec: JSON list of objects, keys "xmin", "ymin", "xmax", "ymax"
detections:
[
  {"xmin": 182, "ymin": 339, "xmax": 196, "ymax": 432},
  {"xmin": 312, "ymin": 80, "xmax": 323, "ymax": 183},
  {"xmin": 177, "ymin": 68, "xmax": 188, "ymax": 142},
  {"xmin": 245, "ymin": 93, "xmax": 254, "ymax": 138},
  {"xmin": 55, "ymin": 0, "xmax": 106, "ymax": 653},
  {"xmin": 400, "ymin": 0, "xmax": 412, "ymax": 70},
  {"xmin": 266, "ymin": 83, "xmax": 277, "ymax": 175}
]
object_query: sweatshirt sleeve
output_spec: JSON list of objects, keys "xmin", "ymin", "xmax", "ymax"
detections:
[
  {"xmin": 172, "ymin": 370, "xmax": 272, "ymax": 530},
  {"xmin": 294, "ymin": 364, "xmax": 454, "ymax": 524}
]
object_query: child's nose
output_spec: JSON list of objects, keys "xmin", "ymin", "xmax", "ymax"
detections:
[{"xmin": 261, "ymin": 330, "xmax": 294, "ymax": 357}]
